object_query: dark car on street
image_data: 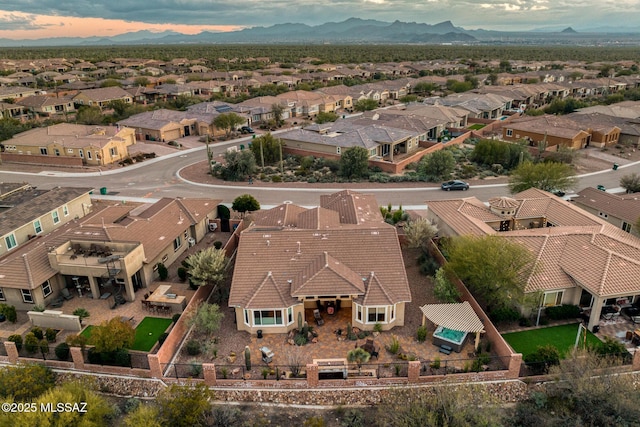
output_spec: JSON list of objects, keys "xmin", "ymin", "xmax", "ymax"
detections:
[
  {"xmin": 441, "ymin": 180, "xmax": 469, "ymax": 191},
  {"xmin": 240, "ymin": 126, "xmax": 255, "ymax": 134}
]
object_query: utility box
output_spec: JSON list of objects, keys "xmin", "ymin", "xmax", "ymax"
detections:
[{"xmin": 259, "ymin": 346, "xmax": 274, "ymax": 363}]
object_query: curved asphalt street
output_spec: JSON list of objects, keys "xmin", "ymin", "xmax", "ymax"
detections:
[{"xmin": 2, "ymin": 137, "xmax": 640, "ymax": 207}]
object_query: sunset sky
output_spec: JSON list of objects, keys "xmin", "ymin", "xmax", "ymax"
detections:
[{"xmin": 0, "ymin": 0, "xmax": 639, "ymax": 39}]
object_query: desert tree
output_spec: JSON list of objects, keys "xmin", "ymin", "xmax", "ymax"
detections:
[
  {"xmin": 442, "ymin": 234, "xmax": 537, "ymax": 313},
  {"xmin": 185, "ymin": 246, "xmax": 228, "ymax": 289},
  {"xmin": 509, "ymin": 161, "xmax": 577, "ymax": 194},
  {"xmin": 339, "ymin": 146, "xmax": 370, "ymax": 179}
]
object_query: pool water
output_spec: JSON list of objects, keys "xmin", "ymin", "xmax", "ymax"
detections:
[{"xmin": 434, "ymin": 326, "xmax": 466, "ymax": 344}]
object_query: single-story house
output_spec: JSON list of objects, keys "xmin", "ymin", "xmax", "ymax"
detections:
[
  {"xmin": 229, "ymin": 190, "xmax": 411, "ymax": 334},
  {"xmin": 424, "ymin": 188, "xmax": 640, "ymax": 331}
]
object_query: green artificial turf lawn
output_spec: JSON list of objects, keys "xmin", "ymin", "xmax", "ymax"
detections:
[
  {"xmin": 80, "ymin": 325, "xmax": 93, "ymax": 339},
  {"xmin": 502, "ymin": 323, "xmax": 602, "ymax": 358},
  {"xmin": 468, "ymin": 124, "xmax": 486, "ymax": 130},
  {"xmin": 131, "ymin": 317, "xmax": 173, "ymax": 352}
]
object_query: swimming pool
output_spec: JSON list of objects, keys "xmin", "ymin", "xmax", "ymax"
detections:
[{"xmin": 433, "ymin": 325, "xmax": 468, "ymax": 353}]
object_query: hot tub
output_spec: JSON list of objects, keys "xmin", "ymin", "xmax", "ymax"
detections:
[{"xmin": 433, "ymin": 325, "xmax": 468, "ymax": 353}]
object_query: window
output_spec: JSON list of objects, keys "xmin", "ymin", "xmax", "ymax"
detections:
[
  {"xmin": 287, "ymin": 307, "xmax": 293, "ymax": 324},
  {"xmin": 598, "ymin": 212, "xmax": 608, "ymax": 219},
  {"xmin": 54, "ymin": 148, "xmax": 60, "ymax": 156},
  {"xmin": 87, "ymin": 151, "xmax": 92, "ymax": 160},
  {"xmin": 173, "ymin": 236, "xmax": 182, "ymax": 251},
  {"xmin": 367, "ymin": 307, "xmax": 386, "ymax": 323},
  {"xmin": 40, "ymin": 147, "xmax": 48, "ymax": 155},
  {"xmin": 622, "ymin": 222, "xmax": 632, "ymax": 233},
  {"xmin": 33, "ymin": 220, "xmax": 43, "ymax": 234},
  {"xmin": 253, "ymin": 309, "xmax": 284, "ymax": 326},
  {"xmin": 543, "ymin": 291, "xmax": 563, "ymax": 307},
  {"xmin": 110, "ymin": 147, "xmax": 117, "ymax": 157},
  {"xmin": 244, "ymin": 310, "xmax": 250, "ymax": 326},
  {"xmin": 0, "ymin": 287, "xmax": 5, "ymax": 301},
  {"xmin": 21, "ymin": 289, "xmax": 33, "ymax": 303},
  {"xmin": 4, "ymin": 234, "xmax": 17, "ymax": 250},
  {"xmin": 42, "ymin": 280, "xmax": 52, "ymax": 298},
  {"xmin": 356, "ymin": 304, "xmax": 362, "ymax": 322},
  {"xmin": 67, "ymin": 148, "xmax": 74, "ymax": 153},
  {"xmin": 506, "ymin": 129, "xmax": 513, "ymax": 137},
  {"xmin": 63, "ymin": 205, "xmax": 69, "ymax": 216},
  {"xmin": 336, "ymin": 147, "xmax": 341, "ymax": 154},
  {"xmin": 52, "ymin": 210, "xmax": 60, "ymax": 224},
  {"xmin": 79, "ymin": 149, "xmax": 84, "ymax": 158}
]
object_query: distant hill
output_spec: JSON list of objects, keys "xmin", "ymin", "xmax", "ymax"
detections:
[{"xmin": 0, "ymin": 18, "xmax": 639, "ymax": 47}]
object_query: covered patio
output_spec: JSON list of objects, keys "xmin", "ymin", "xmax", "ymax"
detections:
[{"xmin": 420, "ymin": 301, "xmax": 486, "ymax": 352}]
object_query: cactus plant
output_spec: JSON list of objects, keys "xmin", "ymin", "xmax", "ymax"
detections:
[
  {"xmin": 297, "ymin": 311, "xmax": 303, "ymax": 331},
  {"xmin": 244, "ymin": 345, "xmax": 251, "ymax": 371}
]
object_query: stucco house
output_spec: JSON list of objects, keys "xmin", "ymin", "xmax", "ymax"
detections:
[
  {"xmin": 502, "ymin": 114, "xmax": 620, "ymax": 150},
  {"xmin": 572, "ymin": 187, "xmax": 640, "ymax": 236},
  {"xmin": 228, "ymin": 190, "xmax": 411, "ymax": 335},
  {"xmin": 72, "ymin": 87, "xmax": 133, "ymax": 109},
  {"xmin": 0, "ymin": 183, "xmax": 92, "ymax": 257},
  {"xmin": 0, "ymin": 193, "xmax": 220, "ymax": 311},
  {"xmin": 279, "ymin": 120, "xmax": 420, "ymax": 163},
  {"xmin": 424, "ymin": 188, "xmax": 640, "ymax": 332},
  {"xmin": 1, "ymin": 123, "xmax": 136, "ymax": 166}
]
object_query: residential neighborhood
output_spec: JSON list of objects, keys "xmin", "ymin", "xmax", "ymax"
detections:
[{"xmin": 1, "ymin": 49, "xmax": 640, "ymax": 425}]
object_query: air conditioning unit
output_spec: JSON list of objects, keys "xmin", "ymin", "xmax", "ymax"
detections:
[
  {"xmin": 208, "ymin": 223, "xmax": 218, "ymax": 232},
  {"xmin": 187, "ymin": 237, "xmax": 196, "ymax": 247}
]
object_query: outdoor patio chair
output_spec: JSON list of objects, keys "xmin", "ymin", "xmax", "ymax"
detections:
[
  {"xmin": 49, "ymin": 297, "xmax": 64, "ymax": 308},
  {"xmin": 61, "ymin": 288, "xmax": 74, "ymax": 300},
  {"xmin": 314, "ymin": 309, "xmax": 325, "ymax": 326}
]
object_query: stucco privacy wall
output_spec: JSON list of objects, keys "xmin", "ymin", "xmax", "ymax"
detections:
[{"xmin": 28, "ymin": 310, "xmax": 82, "ymax": 331}]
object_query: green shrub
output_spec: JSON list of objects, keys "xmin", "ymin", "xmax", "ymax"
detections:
[
  {"xmin": 177, "ymin": 267, "xmax": 187, "ymax": 281},
  {"xmin": 45, "ymin": 327, "xmax": 57, "ymax": 342},
  {"xmin": 39, "ymin": 339, "xmax": 50, "ymax": 355},
  {"xmin": 489, "ymin": 306, "xmax": 521, "ymax": 323},
  {"xmin": 0, "ymin": 303, "xmax": 17, "ymax": 322},
  {"xmin": 430, "ymin": 357, "xmax": 441, "ymax": 369},
  {"xmin": 158, "ymin": 332, "xmax": 169, "ymax": 347},
  {"xmin": 31, "ymin": 326, "xmax": 44, "ymax": 340},
  {"xmin": 524, "ymin": 345, "xmax": 560, "ymax": 375},
  {"xmin": 114, "ymin": 348, "xmax": 131, "ymax": 367},
  {"xmin": 416, "ymin": 326, "xmax": 428, "ymax": 343},
  {"xmin": 594, "ymin": 336, "xmax": 630, "ymax": 360},
  {"xmin": 73, "ymin": 308, "xmax": 90, "ymax": 322},
  {"xmin": 55, "ymin": 342, "xmax": 70, "ymax": 360},
  {"xmin": 186, "ymin": 340, "xmax": 201, "ymax": 355},
  {"xmin": 33, "ymin": 304, "xmax": 46, "ymax": 312},
  {"xmin": 8, "ymin": 334, "xmax": 22, "ymax": 351},
  {"xmin": 294, "ymin": 334, "xmax": 307, "ymax": 346},
  {"xmin": 24, "ymin": 332, "xmax": 40, "ymax": 353},
  {"xmin": 545, "ymin": 304, "xmax": 581, "ymax": 320},
  {"xmin": 271, "ymin": 175, "xmax": 282, "ymax": 183},
  {"xmin": 471, "ymin": 352, "xmax": 491, "ymax": 372},
  {"xmin": 373, "ymin": 323, "xmax": 383, "ymax": 333},
  {"xmin": 191, "ymin": 361, "xmax": 203, "ymax": 377},
  {"xmin": 518, "ymin": 317, "xmax": 532, "ymax": 327},
  {"xmin": 172, "ymin": 313, "xmax": 181, "ymax": 323},
  {"xmin": 386, "ymin": 335, "xmax": 400, "ymax": 354},
  {"xmin": 156, "ymin": 262, "xmax": 168, "ymax": 280}
]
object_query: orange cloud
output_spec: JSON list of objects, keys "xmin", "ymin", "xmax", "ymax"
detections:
[{"xmin": 0, "ymin": 11, "xmax": 241, "ymax": 39}]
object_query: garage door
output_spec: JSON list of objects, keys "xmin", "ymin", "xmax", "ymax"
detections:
[{"xmin": 163, "ymin": 129, "xmax": 181, "ymax": 141}]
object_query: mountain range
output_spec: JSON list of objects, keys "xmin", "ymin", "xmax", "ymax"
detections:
[{"xmin": 1, "ymin": 18, "xmax": 640, "ymax": 47}]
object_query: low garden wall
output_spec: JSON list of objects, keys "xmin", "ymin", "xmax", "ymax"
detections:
[
  {"xmin": 0, "ymin": 153, "xmax": 84, "ymax": 167},
  {"xmin": 28, "ymin": 310, "xmax": 82, "ymax": 331}
]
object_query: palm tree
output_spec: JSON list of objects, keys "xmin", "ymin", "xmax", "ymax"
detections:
[{"xmin": 347, "ymin": 347, "xmax": 371, "ymax": 375}]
